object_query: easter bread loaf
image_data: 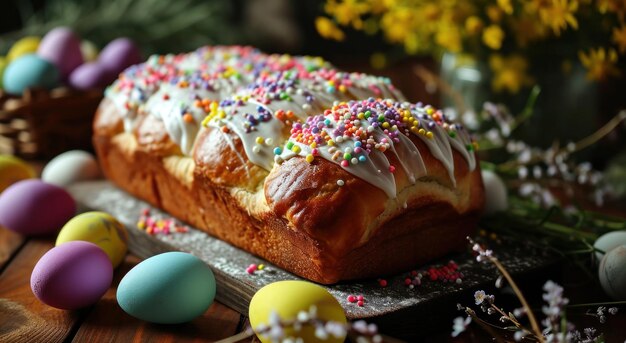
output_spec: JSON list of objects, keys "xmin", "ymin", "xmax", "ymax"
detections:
[{"xmin": 93, "ymin": 46, "xmax": 484, "ymax": 284}]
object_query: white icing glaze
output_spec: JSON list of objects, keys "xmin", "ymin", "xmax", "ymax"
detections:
[
  {"xmin": 276, "ymin": 100, "xmax": 477, "ymax": 198},
  {"xmin": 208, "ymin": 100, "xmax": 284, "ymax": 171},
  {"xmin": 102, "ymin": 46, "xmax": 477, "ymax": 198}
]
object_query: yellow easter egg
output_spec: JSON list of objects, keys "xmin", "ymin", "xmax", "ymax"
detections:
[
  {"xmin": 56, "ymin": 211, "xmax": 128, "ymax": 267},
  {"xmin": 249, "ymin": 280, "xmax": 347, "ymax": 343},
  {"xmin": 0, "ymin": 56, "xmax": 7, "ymax": 88},
  {"xmin": 7, "ymin": 36, "xmax": 41, "ymax": 61},
  {"xmin": 0, "ymin": 155, "xmax": 36, "ymax": 192},
  {"xmin": 80, "ymin": 40, "xmax": 99, "ymax": 62}
]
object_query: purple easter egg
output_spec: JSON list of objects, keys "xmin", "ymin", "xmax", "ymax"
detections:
[
  {"xmin": 98, "ymin": 38, "xmax": 142, "ymax": 75},
  {"xmin": 31, "ymin": 241, "xmax": 113, "ymax": 310},
  {"xmin": 68, "ymin": 62, "xmax": 113, "ymax": 90},
  {"xmin": 37, "ymin": 27, "xmax": 84, "ymax": 80},
  {"xmin": 0, "ymin": 179, "xmax": 76, "ymax": 235}
]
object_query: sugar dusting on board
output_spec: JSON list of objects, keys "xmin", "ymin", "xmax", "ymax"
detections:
[{"xmin": 69, "ymin": 180, "xmax": 554, "ymax": 319}]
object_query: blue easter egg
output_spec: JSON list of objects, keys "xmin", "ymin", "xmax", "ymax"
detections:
[
  {"xmin": 3, "ymin": 54, "xmax": 59, "ymax": 95},
  {"xmin": 117, "ymin": 252, "xmax": 216, "ymax": 324}
]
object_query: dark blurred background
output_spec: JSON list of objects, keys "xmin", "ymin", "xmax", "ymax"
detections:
[{"xmin": 0, "ymin": 0, "xmax": 435, "ymax": 103}]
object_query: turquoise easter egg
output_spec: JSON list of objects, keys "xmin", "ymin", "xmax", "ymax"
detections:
[
  {"xmin": 3, "ymin": 54, "xmax": 59, "ymax": 95},
  {"xmin": 117, "ymin": 252, "xmax": 216, "ymax": 324}
]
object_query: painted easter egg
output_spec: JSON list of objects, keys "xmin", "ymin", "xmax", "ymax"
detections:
[
  {"xmin": 31, "ymin": 241, "xmax": 113, "ymax": 309},
  {"xmin": 0, "ymin": 57, "xmax": 6, "ymax": 88},
  {"xmin": 249, "ymin": 280, "xmax": 347, "ymax": 343},
  {"xmin": 599, "ymin": 245, "xmax": 626, "ymax": 301},
  {"xmin": 7, "ymin": 36, "xmax": 41, "ymax": 61},
  {"xmin": 68, "ymin": 62, "xmax": 111, "ymax": 90},
  {"xmin": 56, "ymin": 211, "xmax": 128, "ymax": 267},
  {"xmin": 80, "ymin": 40, "xmax": 99, "ymax": 62},
  {"xmin": 0, "ymin": 155, "xmax": 35, "ymax": 193},
  {"xmin": 481, "ymin": 170, "xmax": 508, "ymax": 215},
  {"xmin": 594, "ymin": 231, "xmax": 626, "ymax": 262},
  {"xmin": 41, "ymin": 150, "xmax": 100, "ymax": 187},
  {"xmin": 117, "ymin": 252, "xmax": 216, "ymax": 324},
  {"xmin": 0, "ymin": 179, "xmax": 76, "ymax": 235},
  {"xmin": 2, "ymin": 54, "xmax": 59, "ymax": 95},
  {"xmin": 37, "ymin": 27, "xmax": 83, "ymax": 80},
  {"xmin": 98, "ymin": 38, "xmax": 141, "ymax": 75}
]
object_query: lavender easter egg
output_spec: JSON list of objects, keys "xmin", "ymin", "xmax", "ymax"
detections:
[
  {"xmin": 37, "ymin": 27, "xmax": 83, "ymax": 80},
  {"xmin": 98, "ymin": 38, "xmax": 141, "ymax": 75},
  {"xmin": 31, "ymin": 241, "xmax": 113, "ymax": 309},
  {"xmin": 2, "ymin": 54, "xmax": 59, "ymax": 95},
  {"xmin": 0, "ymin": 179, "xmax": 76, "ymax": 235},
  {"xmin": 68, "ymin": 62, "xmax": 111, "ymax": 90}
]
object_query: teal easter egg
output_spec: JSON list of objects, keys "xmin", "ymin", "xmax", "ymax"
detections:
[
  {"xmin": 3, "ymin": 54, "xmax": 59, "ymax": 95},
  {"xmin": 117, "ymin": 252, "xmax": 216, "ymax": 324}
]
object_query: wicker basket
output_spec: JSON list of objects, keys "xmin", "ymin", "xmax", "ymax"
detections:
[{"xmin": 0, "ymin": 88, "xmax": 103, "ymax": 159}]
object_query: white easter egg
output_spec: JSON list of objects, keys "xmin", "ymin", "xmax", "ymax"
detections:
[
  {"xmin": 42, "ymin": 150, "xmax": 100, "ymax": 187},
  {"xmin": 599, "ymin": 245, "xmax": 626, "ymax": 301},
  {"xmin": 594, "ymin": 231, "xmax": 626, "ymax": 262},
  {"xmin": 481, "ymin": 169, "xmax": 508, "ymax": 215}
]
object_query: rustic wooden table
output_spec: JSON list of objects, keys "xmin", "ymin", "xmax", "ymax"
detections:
[
  {"xmin": 3, "ymin": 226, "xmax": 626, "ymax": 342},
  {"xmin": 0, "ymin": 226, "xmax": 468, "ymax": 342}
]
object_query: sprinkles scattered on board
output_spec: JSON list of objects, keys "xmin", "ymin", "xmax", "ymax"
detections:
[
  {"xmin": 136, "ymin": 208, "xmax": 189, "ymax": 235},
  {"xmin": 347, "ymin": 294, "xmax": 366, "ymax": 307}
]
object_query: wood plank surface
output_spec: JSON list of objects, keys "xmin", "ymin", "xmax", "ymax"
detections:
[
  {"xmin": 72, "ymin": 254, "xmax": 242, "ymax": 343},
  {"xmin": 0, "ymin": 226, "xmax": 25, "ymax": 270},
  {"xmin": 0, "ymin": 238, "xmax": 82, "ymax": 343}
]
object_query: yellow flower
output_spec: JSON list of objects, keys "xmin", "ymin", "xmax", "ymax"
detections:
[
  {"xmin": 612, "ymin": 25, "xmax": 626, "ymax": 53},
  {"xmin": 597, "ymin": 0, "xmax": 626, "ymax": 14},
  {"xmin": 486, "ymin": 5, "xmax": 504, "ymax": 22},
  {"xmin": 498, "ymin": 0, "xmax": 514, "ymax": 14},
  {"xmin": 315, "ymin": 17, "xmax": 345, "ymax": 41},
  {"xmin": 436, "ymin": 25, "xmax": 462, "ymax": 53},
  {"xmin": 489, "ymin": 54, "xmax": 533, "ymax": 93},
  {"xmin": 370, "ymin": 52, "xmax": 387, "ymax": 69},
  {"xmin": 465, "ymin": 16, "xmax": 484, "ymax": 36},
  {"xmin": 579, "ymin": 48, "xmax": 620, "ymax": 81},
  {"xmin": 324, "ymin": 0, "xmax": 369, "ymax": 29},
  {"xmin": 511, "ymin": 16, "xmax": 548, "ymax": 46},
  {"xmin": 483, "ymin": 25, "xmax": 505, "ymax": 50},
  {"xmin": 381, "ymin": 8, "xmax": 416, "ymax": 43},
  {"xmin": 539, "ymin": 0, "xmax": 579, "ymax": 36}
]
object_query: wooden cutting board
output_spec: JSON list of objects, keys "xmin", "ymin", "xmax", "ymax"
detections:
[{"xmin": 68, "ymin": 181, "xmax": 557, "ymax": 325}]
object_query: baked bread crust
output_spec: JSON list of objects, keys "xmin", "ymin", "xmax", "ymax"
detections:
[{"xmin": 93, "ymin": 46, "xmax": 484, "ymax": 284}]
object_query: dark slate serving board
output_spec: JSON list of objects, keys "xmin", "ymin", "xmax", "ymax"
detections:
[{"xmin": 68, "ymin": 181, "xmax": 556, "ymax": 321}]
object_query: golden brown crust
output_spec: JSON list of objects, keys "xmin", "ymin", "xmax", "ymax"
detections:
[
  {"xmin": 194, "ymin": 126, "xmax": 268, "ymax": 191},
  {"xmin": 93, "ymin": 99, "xmax": 485, "ymax": 284}
]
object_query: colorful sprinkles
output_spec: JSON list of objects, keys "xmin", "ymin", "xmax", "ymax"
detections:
[{"xmin": 136, "ymin": 208, "xmax": 189, "ymax": 235}]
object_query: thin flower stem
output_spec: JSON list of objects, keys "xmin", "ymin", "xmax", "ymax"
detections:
[
  {"xmin": 488, "ymin": 256, "xmax": 545, "ymax": 343},
  {"xmin": 214, "ymin": 327, "xmax": 255, "ymax": 343},
  {"xmin": 466, "ymin": 310, "xmax": 507, "ymax": 343},
  {"xmin": 566, "ymin": 301, "xmax": 626, "ymax": 308},
  {"xmin": 490, "ymin": 304, "xmax": 522, "ymax": 328},
  {"xmin": 572, "ymin": 110, "xmax": 626, "ymax": 153}
]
